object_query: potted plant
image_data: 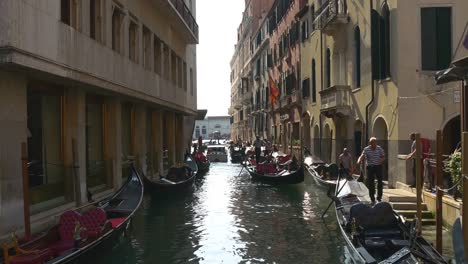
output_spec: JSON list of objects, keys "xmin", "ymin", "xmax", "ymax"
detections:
[{"xmin": 447, "ymin": 151, "xmax": 462, "ymax": 199}]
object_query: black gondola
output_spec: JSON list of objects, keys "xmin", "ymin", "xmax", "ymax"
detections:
[
  {"xmin": 143, "ymin": 157, "xmax": 198, "ymax": 192},
  {"xmin": 195, "ymin": 159, "xmax": 210, "ymax": 174},
  {"xmin": 230, "ymin": 148, "xmax": 243, "ymax": 163},
  {"xmin": 304, "ymin": 155, "xmax": 338, "ymax": 188},
  {"xmin": 334, "ymin": 179, "xmax": 447, "ymax": 264},
  {"xmin": 3, "ymin": 165, "xmax": 144, "ymax": 264},
  {"xmin": 245, "ymin": 163, "xmax": 304, "ymax": 184}
]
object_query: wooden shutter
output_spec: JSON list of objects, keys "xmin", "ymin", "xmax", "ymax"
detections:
[
  {"xmin": 436, "ymin": 8, "xmax": 452, "ymax": 70},
  {"xmin": 421, "ymin": 8, "xmax": 438, "ymax": 70},
  {"xmin": 371, "ymin": 10, "xmax": 381, "ymax": 79}
]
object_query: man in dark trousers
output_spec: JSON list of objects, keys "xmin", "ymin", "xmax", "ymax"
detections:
[
  {"xmin": 254, "ymin": 135, "xmax": 263, "ymax": 163},
  {"xmin": 357, "ymin": 137, "xmax": 385, "ymax": 204}
]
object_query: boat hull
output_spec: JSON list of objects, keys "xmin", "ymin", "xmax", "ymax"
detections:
[{"xmin": 246, "ymin": 165, "xmax": 304, "ymax": 184}]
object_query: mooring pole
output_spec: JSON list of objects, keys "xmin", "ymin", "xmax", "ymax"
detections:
[
  {"xmin": 415, "ymin": 133, "xmax": 422, "ymax": 234},
  {"xmin": 435, "ymin": 130, "xmax": 443, "ymax": 254},
  {"xmin": 21, "ymin": 142, "xmax": 31, "ymax": 239},
  {"xmin": 462, "ymin": 132, "xmax": 468, "ymax": 261}
]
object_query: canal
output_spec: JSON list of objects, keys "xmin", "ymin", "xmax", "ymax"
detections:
[{"xmin": 92, "ymin": 162, "xmax": 348, "ymax": 263}]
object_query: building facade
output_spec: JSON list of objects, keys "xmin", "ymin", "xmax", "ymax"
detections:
[
  {"xmin": 0, "ymin": 0, "xmax": 198, "ymax": 239},
  {"xmin": 193, "ymin": 116, "xmax": 231, "ymax": 140}
]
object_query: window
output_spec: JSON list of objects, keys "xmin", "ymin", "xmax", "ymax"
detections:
[
  {"xmin": 112, "ymin": 7, "xmax": 123, "ymax": 53},
  {"xmin": 178, "ymin": 57, "xmax": 183, "ymax": 88},
  {"xmin": 154, "ymin": 36, "xmax": 162, "ymax": 75},
  {"xmin": 61, "ymin": 0, "xmax": 71, "ymax": 25},
  {"xmin": 28, "ymin": 87, "xmax": 67, "ymax": 208},
  {"xmin": 214, "ymin": 124, "xmax": 222, "ymax": 129},
  {"xmin": 195, "ymin": 126, "xmax": 200, "ymax": 138},
  {"xmin": 129, "ymin": 21, "xmax": 139, "ymax": 63},
  {"xmin": 90, "ymin": 0, "xmax": 102, "ymax": 42},
  {"xmin": 421, "ymin": 7, "xmax": 452, "ymax": 70},
  {"xmin": 371, "ymin": 6, "xmax": 391, "ymax": 79},
  {"xmin": 163, "ymin": 45, "xmax": 170, "ymax": 80},
  {"xmin": 61, "ymin": 0, "xmax": 80, "ymax": 29},
  {"xmin": 171, "ymin": 51, "xmax": 177, "ymax": 85},
  {"xmin": 311, "ymin": 59, "xmax": 316, "ymax": 102},
  {"xmin": 121, "ymin": 103, "xmax": 133, "ymax": 180},
  {"xmin": 190, "ymin": 68, "xmax": 194, "ymax": 95},
  {"xmin": 202, "ymin": 126, "xmax": 207, "ymax": 135},
  {"xmin": 86, "ymin": 95, "xmax": 108, "ymax": 190},
  {"xmin": 302, "ymin": 78, "xmax": 310, "ymax": 98},
  {"xmin": 326, "ymin": 48, "xmax": 331, "ymax": 88},
  {"xmin": 310, "ymin": 5, "xmax": 316, "ymax": 31},
  {"xmin": 301, "ymin": 20, "xmax": 309, "ymax": 41},
  {"xmin": 381, "ymin": 4, "xmax": 390, "ymax": 78},
  {"xmin": 183, "ymin": 61, "xmax": 188, "ymax": 91},
  {"xmin": 355, "ymin": 26, "xmax": 361, "ymax": 88},
  {"xmin": 143, "ymin": 27, "xmax": 151, "ymax": 70}
]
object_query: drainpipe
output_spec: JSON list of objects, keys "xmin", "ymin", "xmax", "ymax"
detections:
[{"xmin": 365, "ymin": 0, "xmax": 375, "ymax": 141}]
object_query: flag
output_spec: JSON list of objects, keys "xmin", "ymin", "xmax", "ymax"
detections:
[{"xmin": 269, "ymin": 74, "xmax": 279, "ymax": 105}]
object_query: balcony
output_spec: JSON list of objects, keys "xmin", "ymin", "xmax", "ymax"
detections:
[
  {"xmin": 316, "ymin": 0, "xmax": 348, "ymax": 35},
  {"xmin": 154, "ymin": 0, "xmax": 199, "ymax": 44},
  {"xmin": 319, "ymin": 85, "xmax": 352, "ymax": 117}
]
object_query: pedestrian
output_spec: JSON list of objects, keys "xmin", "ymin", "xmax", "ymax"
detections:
[
  {"xmin": 254, "ymin": 135, "xmax": 263, "ymax": 163},
  {"xmin": 406, "ymin": 133, "xmax": 417, "ymax": 188},
  {"xmin": 339, "ymin": 148, "xmax": 353, "ymax": 176},
  {"xmin": 357, "ymin": 137, "xmax": 385, "ymax": 204}
]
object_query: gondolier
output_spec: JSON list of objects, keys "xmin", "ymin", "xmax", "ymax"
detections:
[
  {"xmin": 357, "ymin": 137, "xmax": 385, "ymax": 204},
  {"xmin": 254, "ymin": 135, "xmax": 263, "ymax": 163}
]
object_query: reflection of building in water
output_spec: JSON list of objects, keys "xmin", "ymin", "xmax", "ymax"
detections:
[
  {"xmin": 193, "ymin": 116, "xmax": 231, "ymax": 139},
  {"xmin": 0, "ymin": 0, "xmax": 198, "ymax": 239}
]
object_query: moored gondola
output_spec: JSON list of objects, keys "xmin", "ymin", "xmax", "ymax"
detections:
[
  {"xmin": 143, "ymin": 156, "xmax": 198, "ymax": 192},
  {"xmin": 244, "ymin": 158, "xmax": 304, "ymax": 184},
  {"xmin": 334, "ymin": 179, "xmax": 447, "ymax": 264},
  {"xmin": 3, "ymin": 165, "xmax": 144, "ymax": 264},
  {"xmin": 304, "ymin": 155, "xmax": 338, "ymax": 188},
  {"xmin": 193, "ymin": 151, "xmax": 210, "ymax": 174}
]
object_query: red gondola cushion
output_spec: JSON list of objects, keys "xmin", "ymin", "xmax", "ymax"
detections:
[
  {"xmin": 277, "ymin": 155, "xmax": 291, "ymax": 164},
  {"xmin": 10, "ymin": 249, "xmax": 53, "ymax": 264},
  {"xmin": 109, "ymin": 217, "xmax": 126, "ymax": 229},
  {"xmin": 257, "ymin": 164, "xmax": 276, "ymax": 174},
  {"xmin": 58, "ymin": 211, "xmax": 81, "ymax": 241},
  {"xmin": 80, "ymin": 208, "xmax": 107, "ymax": 238}
]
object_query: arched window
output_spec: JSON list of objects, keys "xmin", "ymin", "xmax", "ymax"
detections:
[
  {"xmin": 381, "ymin": 3, "xmax": 390, "ymax": 78},
  {"xmin": 354, "ymin": 26, "xmax": 361, "ymax": 88},
  {"xmin": 311, "ymin": 59, "xmax": 316, "ymax": 102},
  {"xmin": 195, "ymin": 126, "xmax": 200, "ymax": 137},
  {"xmin": 202, "ymin": 126, "xmax": 207, "ymax": 135},
  {"xmin": 325, "ymin": 48, "xmax": 331, "ymax": 88}
]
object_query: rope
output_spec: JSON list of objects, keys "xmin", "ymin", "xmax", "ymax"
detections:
[
  {"xmin": 398, "ymin": 87, "xmax": 457, "ymax": 100},
  {"xmin": 434, "ymin": 174, "xmax": 467, "ymax": 193}
]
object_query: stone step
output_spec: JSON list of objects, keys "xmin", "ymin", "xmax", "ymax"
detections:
[
  {"xmin": 395, "ymin": 210, "xmax": 434, "ymax": 219},
  {"xmin": 386, "ymin": 195, "xmax": 417, "ymax": 203},
  {"xmin": 404, "ymin": 218, "xmax": 436, "ymax": 226},
  {"xmin": 383, "ymin": 189, "xmax": 418, "ymax": 203},
  {"xmin": 390, "ymin": 202, "xmax": 428, "ymax": 211}
]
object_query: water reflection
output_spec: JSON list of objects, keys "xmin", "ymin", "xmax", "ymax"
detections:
[{"xmin": 92, "ymin": 162, "xmax": 346, "ymax": 264}]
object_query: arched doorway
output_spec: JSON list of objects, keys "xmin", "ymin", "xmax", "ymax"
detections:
[
  {"xmin": 443, "ymin": 115, "xmax": 461, "ymax": 155},
  {"xmin": 313, "ymin": 125, "xmax": 320, "ymax": 156},
  {"xmin": 322, "ymin": 123, "xmax": 332, "ymax": 163},
  {"xmin": 302, "ymin": 113, "xmax": 311, "ymax": 151},
  {"xmin": 354, "ymin": 120, "xmax": 363, "ymax": 157},
  {"xmin": 372, "ymin": 117, "xmax": 388, "ymax": 180}
]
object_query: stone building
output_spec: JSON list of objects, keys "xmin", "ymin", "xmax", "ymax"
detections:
[
  {"xmin": 0, "ymin": 0, "xmax": 198, "ymax": 239},
  {"xmin": 193, "ymin": 116, "xmax": 231, "ymax": 140}
]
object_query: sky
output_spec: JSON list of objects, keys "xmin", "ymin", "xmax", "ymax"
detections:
[{"xmin": 196, "ymin": 0, "xmax": 245, "ymax": 117}]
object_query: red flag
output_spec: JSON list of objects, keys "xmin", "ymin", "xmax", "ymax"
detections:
[{"xmin": 269, "ymin": 74, "xmax": 279, "ymax": 105}]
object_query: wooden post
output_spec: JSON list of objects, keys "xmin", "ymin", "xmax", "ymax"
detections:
[
  {"xmin": 21, "ymin": 142, "xmax": 31, "ymax": 239},
  {"xmin": 462, "ymin": 132, "xmax": 468, "ymax": 261},
  {"xmin": 435, "ymin": 130, "xmax": 443, "ymax": 254},
  {"xmin": 415, "ymin": 133, "xmax": 422, "ymax": 234},
  {"xmin": 71, "ymin": 139, "xmax": 82, "ymax": 206}
]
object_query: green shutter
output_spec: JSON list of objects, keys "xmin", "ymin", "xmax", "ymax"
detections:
[
  {"xmin": 371, "ymin": 10, "xmax": 381, "ymax": 79},
  {"xmin": 421, "ymin": 8, "xmax": 438, "ymax": 70},
  {"xmin": 436, "ymin": 7, "xmax": 452, "ymax": 70}
]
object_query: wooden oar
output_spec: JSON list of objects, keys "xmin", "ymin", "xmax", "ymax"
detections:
[{"xmin": 321, "ymin": 165, "xmax": 357, "ymax": 219}]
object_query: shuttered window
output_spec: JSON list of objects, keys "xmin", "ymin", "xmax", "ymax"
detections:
[
  {"xmin": 421, "ymin": 7, "xmax": 452, "ymax": 71},
  {"xmin": 302, "ymin": 78, "xmax": 310, "ymax": 98},
  {"xmin": 312, "ymin": 59, "xmax": 317, "ymax": 103}
]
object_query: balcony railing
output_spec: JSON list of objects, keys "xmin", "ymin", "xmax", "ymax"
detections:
[
  {"xmin": 156, "ymin": 0, "xmax": 199, "ymax": 44},
  {"xmin": 319, "ymin": 85, "xmax": 352, "ymax": 117},
  {"xmin": 315, "ymin": 0, "xmax": 348, "ymax": 35}
]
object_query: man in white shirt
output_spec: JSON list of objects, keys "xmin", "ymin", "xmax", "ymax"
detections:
[{"xmin": 339, "ymin": 148, "xmax": 352, "ymax": 176}]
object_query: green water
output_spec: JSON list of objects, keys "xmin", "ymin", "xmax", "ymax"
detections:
[{"xmin": 90, "ymin": 162, "xmax": 348, "ymax": 264}]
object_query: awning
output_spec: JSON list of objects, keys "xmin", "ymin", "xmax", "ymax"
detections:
[
  {"xmin": 435, "ymin": 56, "xmax": 468, "ymax": 85},
  {"xmin": 196, "ymin": 109, "xmax": 207, "ymax": 120}
]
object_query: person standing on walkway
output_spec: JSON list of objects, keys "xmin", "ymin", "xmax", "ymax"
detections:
[
  {"xmin": 357, "ymin": 137, "xmax": 385, "ymax": 203},
  {"xmin": 339, "ymin": 148, "xmax": 353, "ymax": 176},
  {"xmin": 254, "ymin": 135, "xmax": 263, "ymax": 163},
  {"xmin": 406, "ymin": 133, "xmax": 417, "ymax": 188}
]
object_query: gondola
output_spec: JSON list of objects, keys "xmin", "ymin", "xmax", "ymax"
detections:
[
  {"xmin": 244, "ymin": 159, "xmax": 304, "ymax": 184},
  {"xmin": 334, "ymin": 178, "xmax": 447, "ymax": 264},
  {"xmin": 304, "ymin": 155, "xmax": 338, "ymax": 188},
  {"xmin": 3, "ymin": 165, "xmax": 144, "ymax": 264},
  {"xmin": 143, "ymin": 156, "xmax": 198, "ymax": 192},
  {"xmin": 230, "ymin": 147, "xmax": 243, "ymax": 163},
  {"xmin": 193, "ymin": 151, "xmax": 210, "ymax": 174}
]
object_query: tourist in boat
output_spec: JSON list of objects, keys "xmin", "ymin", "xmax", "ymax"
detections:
[
  {"xmin": 357, "ymin": 137, "xmax": 385, "ymax": 204},
  {"xmin": 254, "ymin": 135, "xmax": 264, "ymax": 163},
  {"xmin": 338, "ymin": 148, "xmax": 353, "ymax": 177}
]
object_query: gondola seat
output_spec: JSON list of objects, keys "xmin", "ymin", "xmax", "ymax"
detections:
[
  {"xmin": 257, "ymin": 164, "xmax": 276, "ymax": 174},
  {"xmin": 109, "ymin": 217, "xmax": 126, "ymax": 229},
  {"xmin": 349, "ymin": 202, "xmax": 400, "ymax": 239},
  {"xmin": 49, "ymin": 211, "xmax": 81, "ymax": 255},
  {"xmin": 80, "ymin": 208, "xmax": 110, "ymax": 238}
]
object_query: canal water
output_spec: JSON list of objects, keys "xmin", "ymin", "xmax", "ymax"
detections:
[{"xmin": 92, "ymin": 162, "xmax": 348, "ymax": 263}]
